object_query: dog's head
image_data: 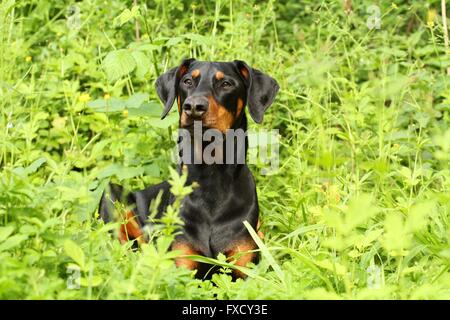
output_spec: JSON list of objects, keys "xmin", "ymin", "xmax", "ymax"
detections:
[{"xmin": 155, "ymin": 59, "xmax": 279, "ymax": 132}]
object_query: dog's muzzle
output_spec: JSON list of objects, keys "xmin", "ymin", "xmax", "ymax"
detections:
[{"xmin": 182, "ymin": 96, "xmax": 209, "ymax": 119}]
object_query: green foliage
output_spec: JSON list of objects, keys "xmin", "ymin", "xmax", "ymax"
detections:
[{"xmin": 0, "ymin": 0, "xmax": 449, "ymax": 299}]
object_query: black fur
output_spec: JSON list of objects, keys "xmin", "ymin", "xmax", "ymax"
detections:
[{"xmin": 99, "ymin": 59, "xmax": 279, "ymax": 279}]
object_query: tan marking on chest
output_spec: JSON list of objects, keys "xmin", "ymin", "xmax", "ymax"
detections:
[
  {"xmin": 172, "ymin": 241, "xmax": 200, "ymax": 270},
  {"xmin": 225, "ymin": 238, "xmax": 258, "ymax": 279}
]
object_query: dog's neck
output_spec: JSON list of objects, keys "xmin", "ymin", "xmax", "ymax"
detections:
[{"xmin": 178, "ymin": 114, "xmax": 248, "ymax": 178}]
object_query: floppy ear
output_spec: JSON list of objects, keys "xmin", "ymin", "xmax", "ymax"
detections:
[
  {"xmin": 234, "ymin": 60, "xmax": 279, "ymax": 123},
  {"xmin": 156, "ymin": 58, "xmax": 196, "ymax": 119}
]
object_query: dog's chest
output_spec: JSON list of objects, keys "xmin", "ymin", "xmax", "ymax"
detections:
[{"xmin": 178, "ymin": 165, "xmax": 258, "ymax": 256}]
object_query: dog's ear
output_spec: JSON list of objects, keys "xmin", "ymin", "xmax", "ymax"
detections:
[
  {"xmin": 156, "ymin": 58, "xmax": 196, "ymax": 119},
  {"xmin": 234, "ymin": 60, "xmax": 280, "ymax": 123},
  {"xmin": 233, "ymin": 60, "xmax": 279, "ymax": 123}
]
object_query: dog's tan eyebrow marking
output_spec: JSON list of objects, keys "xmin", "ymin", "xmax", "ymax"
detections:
[
  {"xmin": 191, "ymin": 69, "xmax": 200, "ymax": 78},
  {"xmin": 215, "ymin": 71, "xmax": 224, "ymax": 80}
]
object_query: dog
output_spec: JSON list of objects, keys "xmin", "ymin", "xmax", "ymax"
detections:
[{"xmin": 99, "ymin": 59, "xmax": 279, "ymax": 279}]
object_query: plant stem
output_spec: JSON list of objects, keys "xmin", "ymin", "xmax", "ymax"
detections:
[
  {"xmin": 134, "ymin": 0, "xmax": 140, "ymax": 41},
  {"xmin": 442, "ymin": 0, "xmax": 450, "ymax": 75}
]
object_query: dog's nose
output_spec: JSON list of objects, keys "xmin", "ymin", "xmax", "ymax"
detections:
[{"xmin": 183, "ymin": 96, "xmax": 208, "ymax": 117}]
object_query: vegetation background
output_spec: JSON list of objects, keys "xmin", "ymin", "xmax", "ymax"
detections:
[{"xmin": 0, "ymin": 0, "xmax": 449, "ymax": 299}]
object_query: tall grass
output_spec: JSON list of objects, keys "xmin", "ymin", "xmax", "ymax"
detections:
[{"xmin": 0, "ymin": 0, "xmax": 449, "ymax": 299}]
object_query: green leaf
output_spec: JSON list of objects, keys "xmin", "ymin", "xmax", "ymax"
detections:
[
  {"xmin": 87, "ymin": 98, "xmax": 126, "ymax": 112},
  {"xmin": 183, "ymin": 33, "xmax": 213, "ymax": 46},
  {"xmin": 130, "ymin": 43, "xmax": 162, "ymax": 51},
  {"xmin": 24, "ymin": 157, "xmax": 47, "ymax": 175},
  {"xmin": 397, "ymin": 166, "xmax": 420, "ymax": 186},
  {"xmin": 156, "ymin": 236, "xmax": 173, "ymax": 253},
  {"xmin": 382, "ymin": 213, "xmax": 410, "ymax": 257},
  {"xmin": 143, "ymin": 163, "xmax": 160, "ymax": 177},
  {"xmin": 116, "ymin": 166, "xmax": 145, "ymax": 180},
  {"xmin": 97, "ymin": 164, "xmax": 121, "ymax": 179},
  {"xmin": 166, "ymin": 37, "xmax": 183, "ymax": 46},
  {"xmin": 322, "ymin": 236, "xmax": 345, "ymax": 251},
  {"xmin": 97, "ymin": 164, "xmax": 145, "ymax": 181},
  {"xmin": 64, "ymin": 240, "xmax": 86, "ymax": 270},
  {"xmin": 88, "ymin": 97, "xmax": 162, "ymax": 116},
  {"xmin": 128, "ymin": 102, "xmax": 163, "ymax": 117},
  {"xmin": 243, "ymin": 220, "xmax": 285, "ymax": 284},
  {"xmin": 357, "ymin": 229, "xmax": 383, "ymax": 249},
  {"xmin": 323, "ymin": 207, "xmax": 343, "ymax": 231},
  {"xmin": 102, "ymin": 49, "xmax": 136, "ymax": 82},
  {"xmin": 43, "ymin": 250, "xmax": 57, "ymax": 257},
  {"xmin": 114, "ymin": 5, "xmax": 140, "ymax": 27},
  {"xmin": 146, "ymin": 111, "xmax": 178, "ymax": 128},
  {"xmin": 0, "ymin": 226, "xmax": 14, "ymax": 243},
  {"xmin": 131, "ymin": 51, "xmax": 150, "ymax": 79},
  {"xmin": 344, "ymin": 194, "xmax": 378, "ymax": 232},
  {"xmin": 87, "ymin": 99, "xmax": 107, "ymax": 109},
  {"xmin": 90, "ymin": 139, "xmax": 112, "ymax": 158},
  {"xmin": 126, "ymin": 92, "xmax": 149, "ymax": 108},
  {"xmin": 315, "ymin": 259, "xmax": 347, "ymax": 276},
  {"xmin": 439, "ymin": 249, "xmax": 450, "ymax": 259},
  {"xmin": 406, "ymin": 201, "xmax": 435, "ymax": 232},
  {"xmin": 0, "ymin": 234, "xmax": 28, "ymax": 252},
  {"xmin": 79, "ymin": 276, "xmax": 103, "ymax": 287},
  {"xmin": 19, "ymin": 224, "xmax": 38, "ymax": 235}
]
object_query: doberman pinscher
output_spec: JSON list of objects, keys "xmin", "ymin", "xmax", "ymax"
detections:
[{"xmin": 99, "ymin": 59, "xmax": 279, "ymax": 279}]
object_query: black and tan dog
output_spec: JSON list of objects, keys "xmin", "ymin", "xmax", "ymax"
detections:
[{"xmin": 99, "ymin": 59, "xmax": 279, "ymax": 279}]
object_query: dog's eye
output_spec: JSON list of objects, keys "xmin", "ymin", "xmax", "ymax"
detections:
[
  {"xmin": 221, "ymin": 81, "xmax": 232, "ymax": 88},
  {"xmin": 183, "ymin": 78, "xmax": 193, "ymax": 86}
]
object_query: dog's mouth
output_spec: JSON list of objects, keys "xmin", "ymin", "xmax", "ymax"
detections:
[
  {"xmin": 180, "ymin": 114, "xmax": 208, "ymax": 129},
  {"xmin": 180, "ymin": 118, "xmax": 200, "ymax": 129},
  {"xmin": 180, "ymin": 112, "xmax": 228, "ymax": 134}
]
